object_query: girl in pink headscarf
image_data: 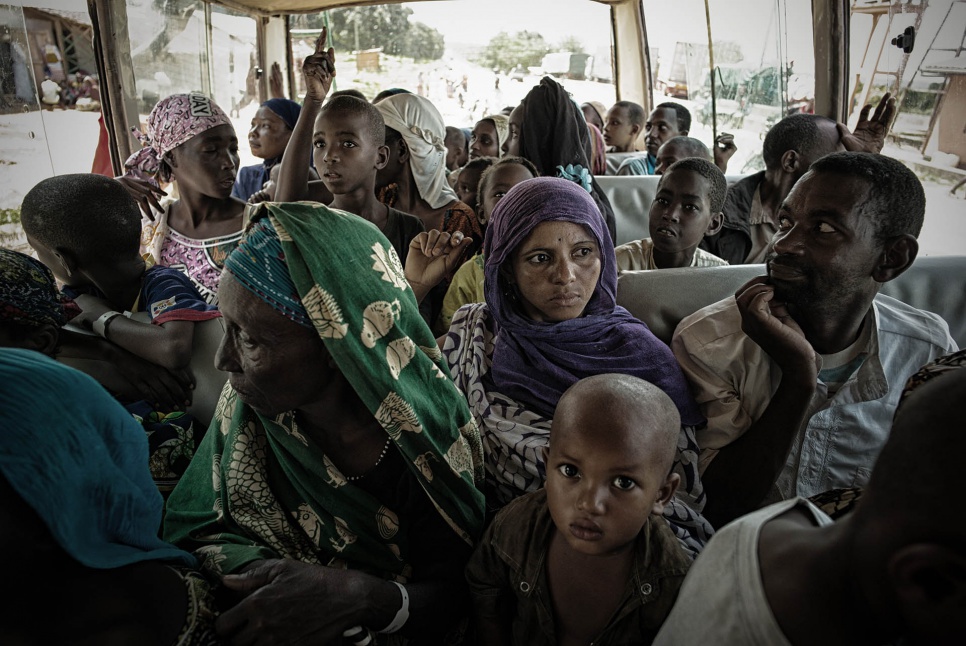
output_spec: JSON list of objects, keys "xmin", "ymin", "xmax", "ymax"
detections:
[{"xmin": 120, "ymin": 93, "xmax": 245, "ymax": 304}]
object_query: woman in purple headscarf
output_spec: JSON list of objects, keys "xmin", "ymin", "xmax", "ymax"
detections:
[
  {"xmin": 120, "ymin": 93, "xmax": 246, "ymax": 304},
  {"xmin": 406, "ymin": 176, "xmax": 713, "ymax": 554}
]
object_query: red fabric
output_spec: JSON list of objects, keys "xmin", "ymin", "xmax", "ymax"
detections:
[{"xmin": 91, "ymin": 113, "xmax": 113, "ymax": 177}]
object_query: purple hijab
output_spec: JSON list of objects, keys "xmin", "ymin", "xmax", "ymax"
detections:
[{"xmin": 484, "ymin": 176, "xmax": 703, "ymax": 425}]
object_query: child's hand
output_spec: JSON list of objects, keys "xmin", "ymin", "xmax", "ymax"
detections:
[
  {"xmin": 113, "ymin": 349, "xmax": 195, "ymax": 410},
  {"xmin": 248, "ymin": 179, "xmax": 276, "ymax": 204},
  {"xmin": 302, "ymin": 26, "xmax": 336, "ymax": 104},
  {"xmin": 713, "ymin": 132, "xmax": 737, "ymax": 173},
  {"xmin": 404, "ymin": 230, "xmax": 472, "ymax": 303}
]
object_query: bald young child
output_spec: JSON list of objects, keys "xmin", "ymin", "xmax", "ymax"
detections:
[
  {"xmin": 466, "ymin": 374, "xmax": 692, "ymax": 645},
  {"xmin": 655, "ymin": 350, "xmax": 966, "ymax": 645}
]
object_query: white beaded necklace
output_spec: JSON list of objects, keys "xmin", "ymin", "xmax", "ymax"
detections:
[{"xmin": 344, "ymin": 437, "xmax": 393, "ymax": 482}]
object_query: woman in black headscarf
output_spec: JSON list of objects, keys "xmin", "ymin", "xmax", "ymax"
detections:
[{"xmin": 502, "ymin": 76, "xmax": 617, "ymax": 242}]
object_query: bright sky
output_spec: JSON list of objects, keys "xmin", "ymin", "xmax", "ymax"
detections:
[
  {"xmin": 407, "ymin": 0, "xmax": 613, "ymax": 50},
  {"xmin": 407, "ymin": 0, "xmax": 814, "ymax": 74}
]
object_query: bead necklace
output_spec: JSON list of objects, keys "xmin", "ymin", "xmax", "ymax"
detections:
[{"xmin": 344, "ymin": 437, "xmax": 393, "ymax": 482}]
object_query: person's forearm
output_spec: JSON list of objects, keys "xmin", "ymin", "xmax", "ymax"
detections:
[
  {"xmin": 408, "ymin": 279, "xmax": 433, "ymax": 305},
  {"xmin": 701, "ymin": 374, "xmax": 816, "ymax": 528},
  {"xmin": 57, "ymin": 327, "xmax": 118, "ymax": 360},
  {"xmin": 275, "ymin": 96, "xmax": 320, "ymax": 203},
  {"xmin": 355, "ymin": 575, "xmax": 466, "ymax": 638},
  {"xmin": 103, "ymin": 318, "xmax": 194, "ymax": 371}
]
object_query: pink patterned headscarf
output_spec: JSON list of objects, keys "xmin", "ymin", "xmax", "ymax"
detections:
[{"xmin": 123, "ymin": 93, "xmax": 232, "ymax": 185}]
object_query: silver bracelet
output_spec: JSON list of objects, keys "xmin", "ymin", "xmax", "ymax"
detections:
[
  {"xmin": 92, "ymin": 310, "xmax": 121, "ymax": 338},
  {"xmin": 378, "ymin": 581, "xmax": 410, "ymax": 634}
]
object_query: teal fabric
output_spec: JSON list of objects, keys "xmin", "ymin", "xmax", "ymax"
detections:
[
  {"xmin": 224, "ymin": 218, "xmax": 312, "ymax": 327},
  {"xmin": 0, "ymin": 348, "xmax": 196, "ymax": 568}
]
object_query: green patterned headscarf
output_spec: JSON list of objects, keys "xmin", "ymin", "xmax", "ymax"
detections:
[{"xmin": 164, "ymin": 203, "xmax": 484, "ymax": 579}]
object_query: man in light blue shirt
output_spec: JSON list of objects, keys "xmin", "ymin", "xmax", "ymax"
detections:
[{"xmin": 672, "ymin": 152, "xmax": 958, "ymax": 528}]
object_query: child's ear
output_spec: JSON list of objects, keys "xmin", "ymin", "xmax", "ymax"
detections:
[
  {"xmin": 53, "ymin": 247, "xmax": 78, "ymax": 279},
  {"xmin": 374, "ymin": 144, "xmax": 390, "ymax": 171},
  {"xmin": 476, "ymin": 204, "xmax": 487, "ymax": 227},
  {"xmin": 630, "ymin": 123, "xmax": 642, "ymax": 137},
  {"xmin": 650, "ymin": 472, "xmax": 680, "ymax": 516},
  {"xmin": 397, "ymin": 139, "xmax": 410, "ymax": 164},
  {"xmin": 706, "ymin": 211, "xmax": 724, "ymax": 237},
  {"xmin": 21, "ymin": 324, "xmax": 59, "ymax": 357},
  {"xmin": 679, "ymin": 128, "xmax": 689, "ymax": 137}
]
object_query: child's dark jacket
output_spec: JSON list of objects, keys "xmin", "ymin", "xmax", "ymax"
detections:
[{"xmin": 465, "ymin": 488, "xmax": 692, "ymax": 645}]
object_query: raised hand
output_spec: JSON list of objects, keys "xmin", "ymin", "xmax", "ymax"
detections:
[
  {"xmin": 269, "ymin": 62, "xmax": 284, "ymax": 99},
  {"xmin": 404, "ymin": 230, "xmax": 472, "ymax": 303},
  {"xmin": 837, "ymin": 92, "xmax": 897, "ymax": 154},
  {"xmin": 713, "ymin": 132, "xmax": 737, "ymax": 174},
  {"xmin": 302, "ymin": 26, "xmax": 336, "ymax": 104},
  {"xmin": 735, "ymin": 276, "xmax": 818, "ymax": 378}
]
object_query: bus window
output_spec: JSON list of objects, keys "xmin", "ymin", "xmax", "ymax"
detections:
[
  {"xmin": 0, "ymin": 2, "xmax": 101, "ymax": 255},
  {"xmin": 122, "ymin": 0, "xmax": 259, "ymax": 170},
  {"xmin": 849, "ymin": 0, "xmax": 966, "ymax": 257},
  {"xmin": 643, "ymin": 0, "xmax": 814, "ymax": 175},
  {"xmin": 287, "ymin": 0, "xmax": 616, "ymax": 132}
]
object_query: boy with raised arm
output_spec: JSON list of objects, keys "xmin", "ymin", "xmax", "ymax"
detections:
[
  {"xmin": 615, "ymin": 158, "xmax": 728, "ymax": 271},
  {"xmin": 466, "ymin": 374, "xmax": 691, "ymax": 645},
  {"xmin": 275, "ymin": 29, "xmax": 424, "ymax": 265}
]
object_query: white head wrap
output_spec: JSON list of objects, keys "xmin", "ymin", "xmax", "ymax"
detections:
[
  {"xmin": 375, "ymin": 94, "xmax": 457, "ymax": 209},
  {"xmin": 481, "ymin": 114, "xmax": 510, "ymax": 153}
]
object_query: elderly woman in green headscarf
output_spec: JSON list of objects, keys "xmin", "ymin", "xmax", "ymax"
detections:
[{"xmin": 162, "ymin": 202, "xmax": 485, "ymax": 644}]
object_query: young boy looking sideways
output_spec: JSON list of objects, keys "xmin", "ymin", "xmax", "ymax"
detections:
[
  {"xmin": 275, "ymin": 52, "xmax": 424, "ymax": 265},
  {"xmin": 603, "ymin": 100, "xmax": 645, "ymax": 153},
  {"xmin": 20, "ymin": 173, "xmax": 221, "ymax": 495},
  {"xmin": 466, "ymin": 373, "xmax": 691, "ymax": 645},
  {"xmin": 615, "ymin": 158, "xmax": 728, "ymax": 271}
]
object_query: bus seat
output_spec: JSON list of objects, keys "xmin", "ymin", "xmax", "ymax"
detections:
[
  {"xmin": 595, "ymin": 174, "xmax": 659, "ymax": 246},
  {"xmin": 616, "ymin": 264, "xmax": 761, "ymax": 343},
  {"xmin": 58, "ymin": 316, "xmax": 228, "ymax": 428},
  {"xmin": 616, "ymin": 255, "xmax": 966, "ymax": 348}
]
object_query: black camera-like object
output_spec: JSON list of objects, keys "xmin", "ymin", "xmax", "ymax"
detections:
[{"xmin": 892, "ymin": 26, "xmax": 915, "ymax": 54}]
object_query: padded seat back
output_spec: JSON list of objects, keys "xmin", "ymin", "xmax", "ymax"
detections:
[
  {"xmin": 604, "ymin": 151, "xmax": 647, "ymax": 175},
  {"xmin": 616, "ymin": 256, "xmax": 966, "ymax": 347},
  {"xmin": 596, "ymin": 175, "xmax": 659, "ymax": 245}
]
